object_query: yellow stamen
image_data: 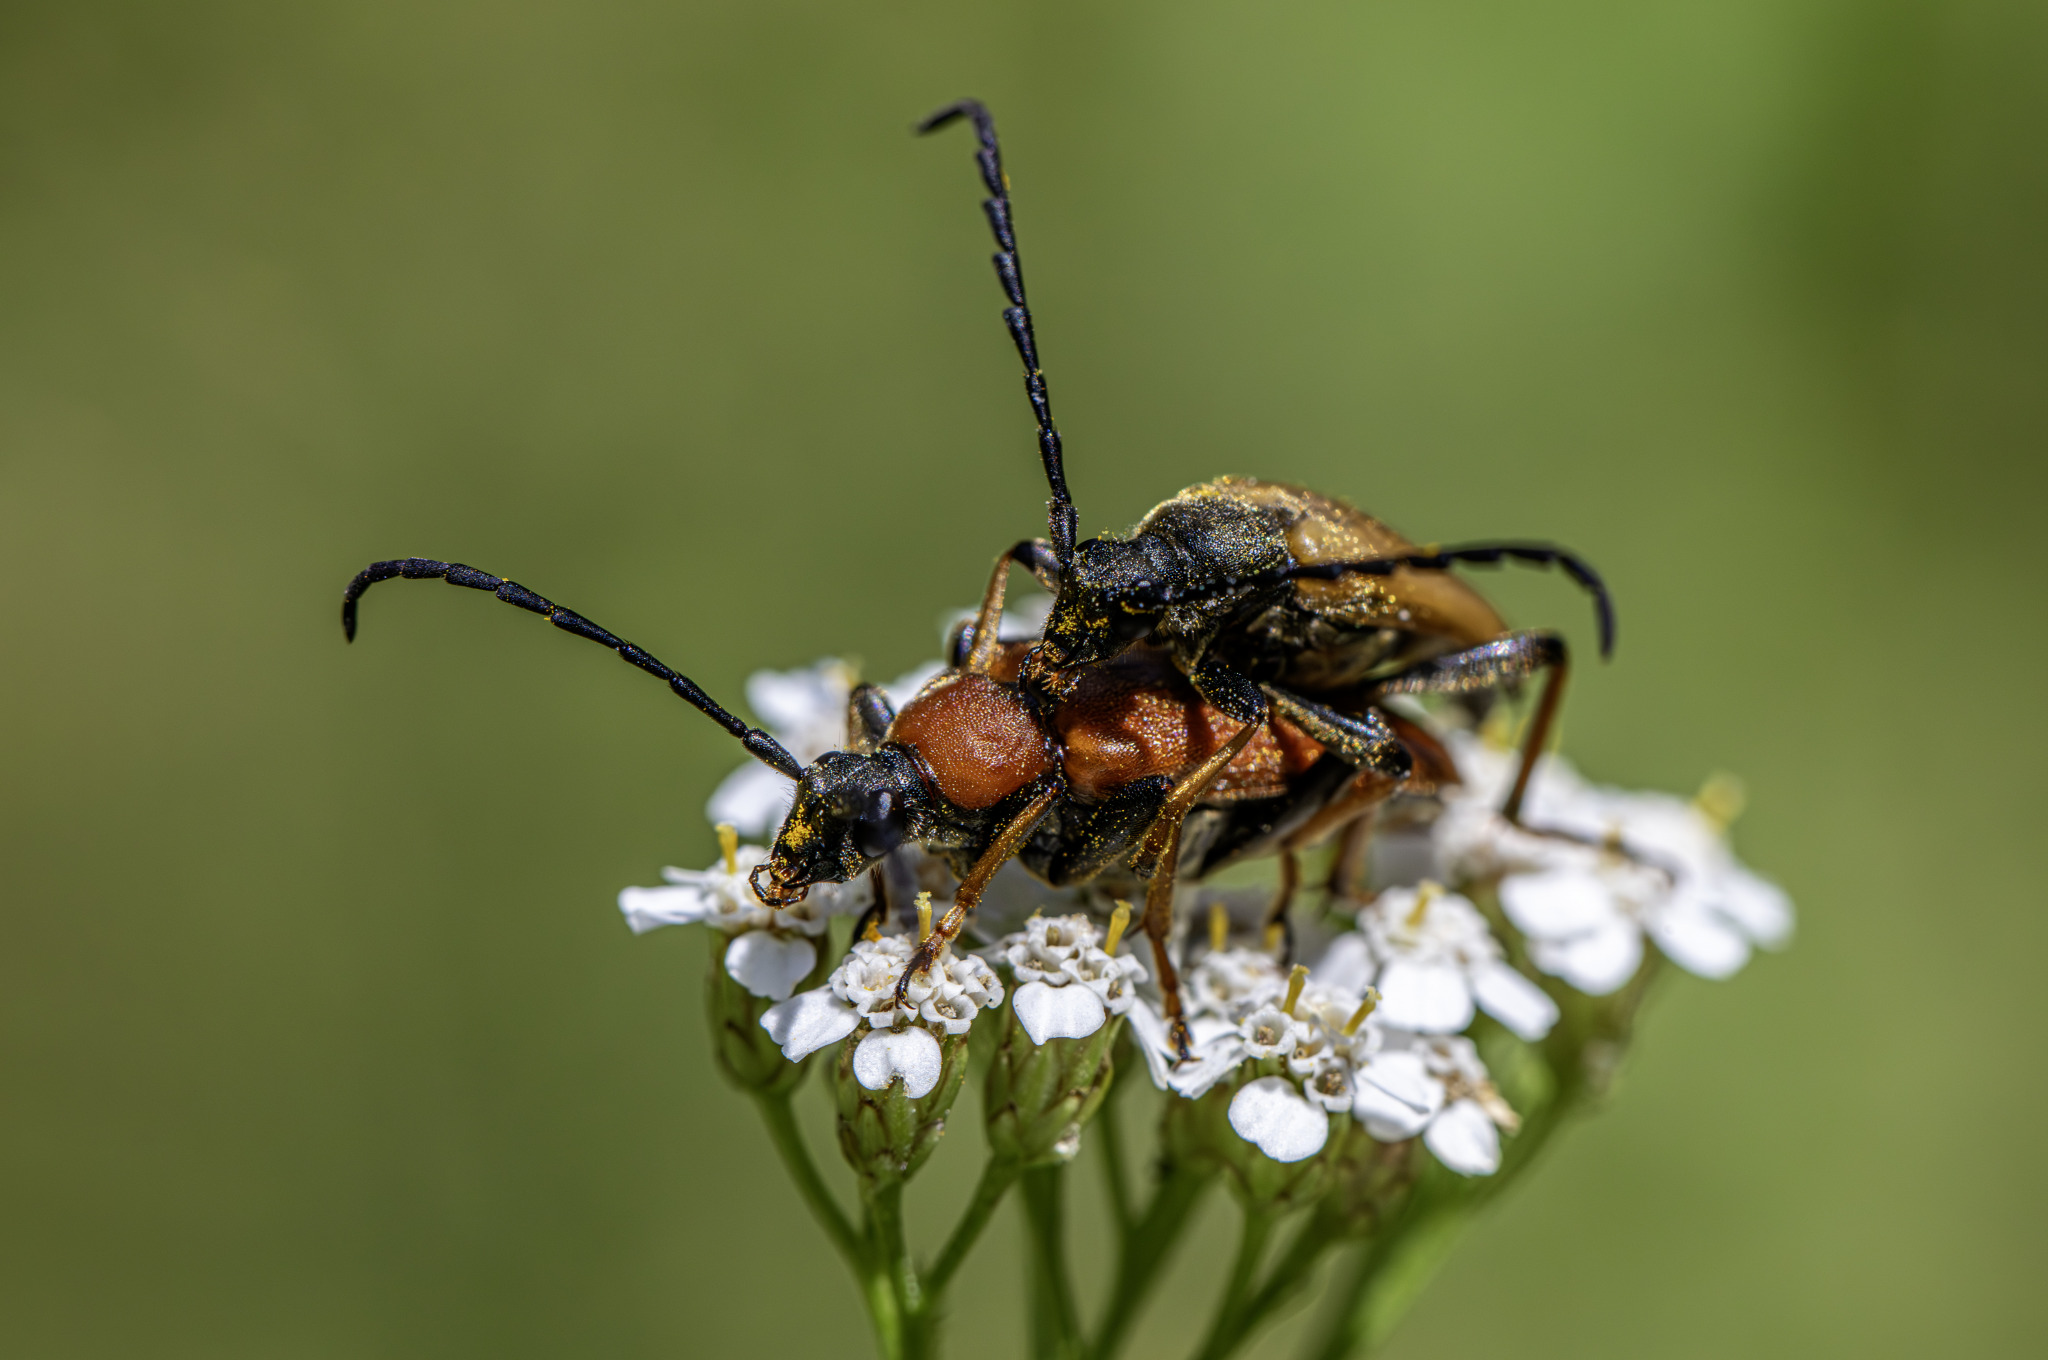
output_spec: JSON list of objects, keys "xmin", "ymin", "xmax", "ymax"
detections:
[
  {"xmin": 1405, "ymin": 880, "xmax": 1442, "ymax": 929},
  {"xmin": 1694, "ymin": 771, "xmax": 1747, "ymax": 832},
  {"xmin": 1263, "ymin": 922, "xmax": 1284, "ymax": 954},
  {"xmin": 1280, "ymin": 964, "xmax": 1309, "ymax": 1018},
  {"xmin": 1105, "ymin": 901, "xmax": 1132, "ymax": 954},
  {"xmin": 862, "ymin": 915, "xmax": 882, "ymax": 943},
  {"xmin": 715, "ymin": 822, "xmax": 739, "ymax": 877},
  {"xmin": 1208, "ymin": 903, "xmax": 1229, "ymax": 954},
  {"xmin": 1343, "ymin": 986, "xmax": 1382, "ymax": 1036},
  {"xmin": 915, "ymin": 891, "xmax": 933, "ymax": 943}
]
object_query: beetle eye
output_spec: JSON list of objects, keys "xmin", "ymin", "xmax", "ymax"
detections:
[{"xmin": 855, "ymin": 788, "xmax": 906, "ymax": 860}]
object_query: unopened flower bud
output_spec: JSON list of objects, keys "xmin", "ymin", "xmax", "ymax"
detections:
[{"xmin": 984, "ymin": 911, "xmax": 1148, "ymax": 1166}]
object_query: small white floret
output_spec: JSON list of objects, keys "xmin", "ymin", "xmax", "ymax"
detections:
[
  {"xmin": 1228, "ymin": 1076, "xmax": 1330, "ymax": 1163},
  {"xmin": 1424, "ymin": 1099, "xmax": 1503, "ymax": 1176},
  {"xmin": 759, "ymin": 988, "xmax": 861, "ymax": 1061},
  {"xmin": 724, "ymin": 931, "xmax": 819, "ymax": 1001},
  {"xmin": 853, "ymin": 1027, "xmax": 944, "ymax": 1099},
  {"xmin": 1468, "ymin": 960, "xmax": 1560, "ymax": 1042},
  {"xmin": 1013, "ymin": 979, "xmax": 1108, "ymax": 1045}
]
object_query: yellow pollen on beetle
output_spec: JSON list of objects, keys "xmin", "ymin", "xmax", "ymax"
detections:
[
  {"xmin": 1343, "ymin": 986, "xmax": 1382, "ymax": 1036},
  {"xmin": 1105, "ymin": 901, "xmax": 1132, "ymax": 954},
  {"xmin": 1694, "ymin": 771, "xmax": 1747, "ymax": 832},
  {"xmin": 1280, "ymin": 964, "xmax": 1310, "ymax": 1018},
  {"xmin": 715, "ymin": 823, "xmax": 739, "ymax": 877},
  {"xmin": 1209, "ymin": 903, "xmax": 1230, "ymax": 954},
  {"xmin": 916, "ymin": 892, "xmax": 934, "ymax": 943},
  {"xmin": 1405, "ymin": 880, "xmax": 1443, "ymax": 929}
]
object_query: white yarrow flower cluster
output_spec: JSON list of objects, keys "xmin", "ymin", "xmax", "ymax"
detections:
[
  {"xmin": 994, "ymin": 913, "xmax": 1148, "ymax": 1045},
  {"xmin": 759, "ymin": 931, "xmax": 1005, "ymax": 1099},
  {"xmin": 1316, "ymin": 883, "xmax": 1558, "ymax": 1041},
  {"xmin": 1436, "ymin": 732, "xmax": 1794, "ymax": 993},
  {"xmin": 705, "ymin": 658, "xmax": 946, "ymax": 836},
  {"xmin": 616, "ymin": 829, "xmax": 868, "ymax": 1000},
  {"xmin": 1129, "ymin": 945, "xmax": 1517, "ymax": 1173}
]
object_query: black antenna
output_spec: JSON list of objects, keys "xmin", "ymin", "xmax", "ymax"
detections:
[
  {"xmin": 1277, "ymin": 543, "xmax": 1616, "ymax": 658},
  {"xmin": 919, "ymin": 99, "xmax": 1078, "ymax": 572},
  {"xmin": 341, "ymin": 558, "xmax": 803, "ymax": 776}
]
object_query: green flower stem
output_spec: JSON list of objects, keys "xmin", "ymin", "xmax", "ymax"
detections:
[
  {"xmin": 752, "ymin": 1092, "xmax": 862, "ymax": 1269},
  {"xmin": 924, "ymin": 1156, "xmax": 1022, "ymax": 1297},
  {"xmin": 1201, "ymin": 1205, "xmax": 1347, "ymax": 1360},
  {"xmin": 867, "ymin": 1180, "xmax": 935, "ymax": 1360},
  {"xmin": 1193, "ymin": 1203, "xmax": 1280, "ymax": 1360},
  {"xmin": 1086, "ymin": 1163, "xmax": 1213, "ymax": 1360},
  {"xmin": 1096, "ymin": 1072, "xmax": 1135, "ymax": 1233},
  {"xmin": 1021, "ymin": 1164, "xmax": 1083, "ymax": 1360}
]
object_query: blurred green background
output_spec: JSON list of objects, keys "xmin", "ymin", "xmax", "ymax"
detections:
[{"xmin": 3, "ymin": 0, "xmax": 2043, "ymax": 1355}]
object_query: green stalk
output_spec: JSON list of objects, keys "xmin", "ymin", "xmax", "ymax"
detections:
[
  {"xmin": 925, "ymin": 1156, "xmax": 1021, "ymax": 1297},
  {"xmin": 1192, "ymin": 1204, "xmax": 1278, "ymax": 1360},
  {"xmin": 1203, "ymin": 1206, "xmax": 1346, "ymax": 1360},
  {"xmin": 1085, "ymin": 1164, "xmax": 1212, "ymax": 1360},
  {"xmin": 752, "ymin": 1092, "xmax": 862, "ymax": 1269},
  {"xmin": 1096, "ymin": 1074, "xmax": 1135, "ymax": 1233},
  {"xmin": 1021, "ymin": 1164, "xmax": 1083, "ymax": 1360}
]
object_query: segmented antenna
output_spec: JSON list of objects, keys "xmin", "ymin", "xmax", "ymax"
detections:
[
  {"xmin": 1278, "ymin": 542, "xmax": 1617, "ymax": 658},
  {"xmin": 919, "ymin": 99, "xmax": 1078, "ymax": 571},
  {"xmin": 340, "ymin": 557, "xmax": 803, "ymax": 777}
]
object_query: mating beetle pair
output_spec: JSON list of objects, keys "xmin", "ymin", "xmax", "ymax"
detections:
[{"xmin": 342, "ymin": 100, "xmax": 1612, "ymax": 1054}]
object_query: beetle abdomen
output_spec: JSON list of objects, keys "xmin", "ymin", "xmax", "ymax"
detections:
[
  {"xmin": 887, "ymin": 672, "xmax": 1057, "ymax": 811},
  {"xmin": 1055, "ymin": 650, "xmax": 1323, "ymax": 803}
]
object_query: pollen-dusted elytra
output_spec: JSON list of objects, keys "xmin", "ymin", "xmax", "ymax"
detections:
[{"xmin": 339, "ymin": 98, "xmax": 1614, "ymax": 1056}]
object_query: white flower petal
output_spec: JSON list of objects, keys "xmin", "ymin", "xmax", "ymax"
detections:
[
  {"xmin": 759, "ymin": 988, "xmax": 860, "ymax": 1061},
  {"xmin": 724, "ymin": 931, "xmax": 818, "ymax": 1001},
  {"xmin": 617, "ymin": 884, "xmax": 717, "ymax": 934},
  {"xmin": 1374, "ymin": 959, "xmax": 1475, "ymax": 1034},
  {"xmin": 1718, "ymin": 867, "xmax": 1795, "ymax": 948},
  {"xmin": 1168, "ymin": 1037, "xmax": 1248, "ymax": 1099},
  {"xmin": 852, "ymin": 1027, "xmax": 945, "ymax": 1099},
  {"xmin": 1356, "ymin": 1050, "xmax": 1442, "ymax": 1121},
  {"xmin": 706, "ymin": 762, "xmax": 797, "ymax": 837},
  {"xmin": 1228, "ymin": 1077, "xmax": 1330, "ymax": 1163},
  {"xmin": 1125, "ymin": 1001, "xmax": 1179, "ymax": 1091},
  {"xmin": 1647, "ymin": 894, "xmax": 1751, "ymax": 980},
  {"xmin": 1012, "ymin": 980, "xmax": 1108, "ymax": 1045},
  {"xmin": 1311, "ymin": 932, "xmax": 1376, "ymax": 994},
  {"xmin": 1530, "ymin": 919, "xmax": 1643, "ymax": 995},
  {"xmin": 1499, "ymin": 867, "xmax": 1618, "ymax": 939},
  {"xmin": 1424, "ymin": 1099, "xmax": 1501, "ymax": 1175},
  {"xmin": 1469, "ymin": 960, "xmax": 1559, "ymax": 1041}
]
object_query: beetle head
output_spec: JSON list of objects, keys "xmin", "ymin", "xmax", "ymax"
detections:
[
  {"xmin": 1037, "ymin": 536, "xmax": 1176, "ymax": 669},
  {"xmin": 750, "ymin": 746, "xmax": 934, "ymax": 905}
]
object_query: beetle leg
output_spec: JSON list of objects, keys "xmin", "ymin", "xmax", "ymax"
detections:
[
  {"xmin": 1262, "ymin": 687, "xmax": 1414, "ymax": 781},
  {"xmin": 1141, "ymin": 819, "xmax": 1195, "ymax": 1060},
  {"xmin": 1263, "ymin": 851, "xmax": 1300, "ymax": 964},
  {"xmin": 1373, "ymin": 631, "xmax": 1569, "ymax": 824},
  {"xmin": 1130, "ymin": 720, "xmax": 1262, "ymax": 879},
  {"xmin": 1187, "ymin": 656, "xmax": 1269, "ymax": 725},
  {"xmin": 1324, "ymin": 808, "xmax": 1379, "ymax": 903},
  {"xmin": 896, "ymin": 778, "xmax": 1065, "ymax": 998}
]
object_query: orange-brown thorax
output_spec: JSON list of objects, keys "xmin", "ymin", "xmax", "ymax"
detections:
[
  {"xmin": 1055, "ymin": 649, "xmax": 1324, "ymax": 803},
  {"xmin": 886, "ymin": 671, "xmax": 1057, "ymax": 810}
]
